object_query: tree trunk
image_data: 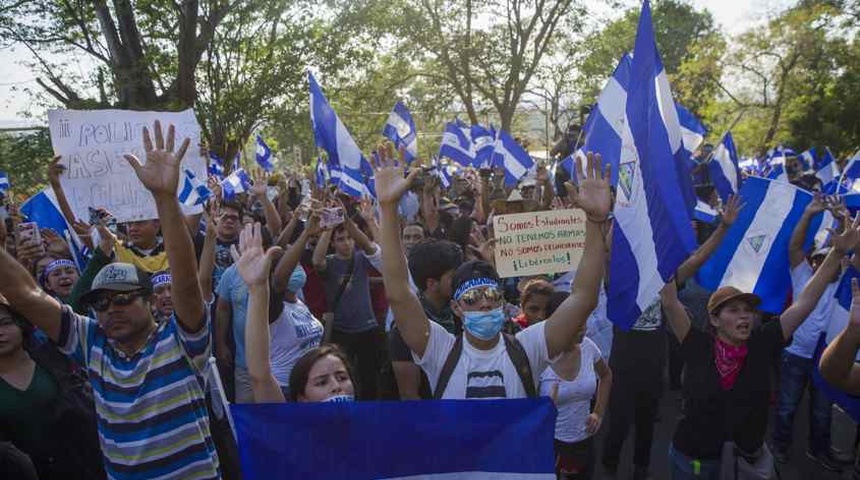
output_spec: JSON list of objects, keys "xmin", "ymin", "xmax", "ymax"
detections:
[{"xmin": 176, "ymin": 0, "xmax": 200, "ymax": 108}]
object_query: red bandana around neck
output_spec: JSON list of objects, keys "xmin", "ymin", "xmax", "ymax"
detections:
[{"xmin": 714, "ymin": 337, "xmax": 748, "ymax": 390}]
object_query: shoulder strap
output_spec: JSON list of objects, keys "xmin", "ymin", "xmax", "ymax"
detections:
[
  {"xmin": 434, "ymin": 335, "xmax": 464, "ymax": 399},
  {"xmin": 329, "ymin": 255, "xmax": 356, "ymax": 312},
  {"xmin": 503, "ymin": 333, "xmax": 537, "ymax": 398}
]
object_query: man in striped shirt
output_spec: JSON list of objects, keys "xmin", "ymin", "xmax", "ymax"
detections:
[{"xmin": 0, "ymin": 121, "xmax": 219, "ymax": 479}]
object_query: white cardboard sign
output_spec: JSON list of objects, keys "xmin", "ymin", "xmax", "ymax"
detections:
[{"xmin": 493, "ymin": 209, "xmax": 587, "ymax": 278}]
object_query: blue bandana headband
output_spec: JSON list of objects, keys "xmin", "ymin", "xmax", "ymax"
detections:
[
  {"xmin": 152, "ymin": 273, "xmax": 172, "ymax": 288},
  {"xmin": 44, "ymin": 259, "xmax": 77, "ymax": 276},
  {"xmin": 454, "ymin": 277, "xmax": 500, "ymax": 300}
]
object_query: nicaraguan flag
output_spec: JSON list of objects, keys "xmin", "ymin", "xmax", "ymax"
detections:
[
  {"xmin": 694, "ymin": 200, "xmax": 719, "ymax": 224},
  {"xmin": 315, "ymin": 156, "xmax": 327, "ymax": 188},
  {"xmin": 676, "ymin": 102, "xmax": 707, "ymax": 159},
  {"xmin": 0, "ymin": 170, "xmax": 8, "ymax": 194},
  {"xmin": 382, "ymin": 101, "xmax": 418, "ymax": 164},
  {"xmin": 433, "ymin": 155, "xmax": 453, "ymax": 189},
  {"xmin": 812, "ymin": 267, "xmax": 860, "ymax": 423},
  {"xmin": 816, "ymin": 148, "xmax": 840, "ymax": 187},
  {"xmin": 471, "ymin": 124, "xmax": 496, "ymax": 168},
  {"xmin": 178, "ymin": 169, "xmax": 212, "ymax": 206},
  {"xmin": 697, "ymin": 177, "xmax": 811, "ymax": 313},
  {"xmin": 708, "ymin": 132, "xmax": 740, "ymax": 203},
  {"xmin": 232, "ymin": 152, "xmax": 242, "ymax": 172},
  {"xmin": 492, "ymin": 129, "xmax": 534, "ymax": 187},
  {"xmin": 798, "ymin": 148, "xmax": 817, "ymax": 172},
  {"xmin": 208, "ymin": 152, "xmax": 225, "ymax": 178},
  {"xmin": 255, "ymin": 135, "xmax": 274, "ymax": 172},
  {"xmin": 439, "ymin": 120, "xmax": 475, "ymax": 167},
  {"xmin": 221, "ymin": 168, "xmax": 252, "ymax": 200},
  {"xmin": 604, "ymin": 0, "xmax": 696, "ymax": 330},
  {"xmin": 20, "ymin": 189, "xmax": 86, "ymax": 269},
  {"xmin": 309, "ymin": 71, "xmax": 369, "ymax": 197},
  {"xmin": 231, "ymin": 399, "xmax": 556, "ymax": 480},
  {"xmin": 766, "ymin": 164, "xmax": 788, "ymax": 182}
]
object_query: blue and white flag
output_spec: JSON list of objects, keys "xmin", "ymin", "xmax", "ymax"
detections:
[
  {"xmin": 766, "ymin": 164, "xmax": 788, "ymax": 182},
  {"xmin": 178, "ymin": 169, "xmax": 212, "ymax": 207},
  {"xmin": 492, "ymin": 129, "xmax": 535, "ymax": 187},
  {"xmin": 471, "ymin": 124, "xmax": 496, "ymax": 168},
  {"xmin": 816, "ymin": 148, "xmax": 839, "ymax": 187},
  {"xmin": 382, "ymin": 101, "xmax": 418, "ymax": 164},
  {"xmin": 232, "ymin": 152, "xmax": 242, "ymax": 172},
  {"xmin": 208, "ymin": 152, "xmax": 225, "ymax": 178},
  {"xmin": 798, "ymin": 148, "xmax": 817, "ymax": 172},
  {"xmin": 315, "ymin": 156, "xmax": 327, "ymax": 188},
  {"xmin": 221, "ymin": 168, "xmax": 252, "ymax": 200},
  {"xmin": 694, "ymin": 200, "xmax": 719, "ymax": 224},
  {"xmin": 309, "ymin": 71, "xmax": 370, "ymax": 197},
  {"xmin": 604, "ymin": 0, "xmax": 696, "ymax": 330},
  {"xmin": 676, "ymin": 102, "xmax": 707, "ymax": 159},
  {"xmin": 439, "ymin": 120, "xmax": 475, "ymax": 167},
  {"xmin": 708, "ymin": 132, "xmax": 740, "ymax": 203},
  {"xmin": 813, "ymin": 267, "xmax": 860, "ymax": 423},
  {"xmin": 0, "ymin": 170, "xmax": 8, "ymax": 195},
  {"xmin": 20, "ymin": 189, "xmax": 86, "ymax": 270},
  {"xmin": 697, "ymin": 177, "xmax": 811, "ymax": 313},
  {"xmin": 231, "ymin": 399, "xmax": 556, "ymax": 480},
  {"xmin": 255, "ymin": 135, "xmax": 274, "ymax": 172},
  {"xmin": 432, "ymin": 155, "xmax": 453, "ymax": 189}
]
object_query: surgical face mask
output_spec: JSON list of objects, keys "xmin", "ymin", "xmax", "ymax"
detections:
[
  {"xmin": 287, "ymin": 266, "xmax": 307, "ymax": 294},
  {"xmin": 323, "ymin": 394, "xmax": 354, "ymax": 403},
  {"xmin": 462, "ymin": 307, "xmax": 506, "ymax": 341}
]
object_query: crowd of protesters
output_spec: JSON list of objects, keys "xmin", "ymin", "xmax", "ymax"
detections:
[{"xmin": 1, "ymin": 120, "xmax": 860, "ymax": 480}]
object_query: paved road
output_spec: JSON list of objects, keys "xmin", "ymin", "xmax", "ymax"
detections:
[{"xmin": 588, "ymin": 388, "xmax": 856, "ymax": 479}]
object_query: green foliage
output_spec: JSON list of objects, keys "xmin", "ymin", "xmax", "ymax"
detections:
[{"xmin": 0, "ymin": 129, "xmax": 53, "ymax": 198}]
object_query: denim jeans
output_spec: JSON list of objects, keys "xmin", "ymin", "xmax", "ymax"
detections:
[
  {"xmin": 669, "ymin": 443, "xmax": 720, "ymax": 480},
  {"xmin": 772, "ymin": 351, "xmax": 832, "ymax": 455}
]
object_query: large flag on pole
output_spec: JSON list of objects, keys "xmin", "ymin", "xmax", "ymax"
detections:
[
  {"xmin": 605, "ymin": 0, "xmax": 696, "ymax": 330},
  {"xmin": 232, "ymin": 399, "xmax": 556, "ymax": 480},
  {"xmin": 708, "ymin": 132, "xmax": 740, "ymax": 203},
  {"xmin": 382, "ymin": 101, "xmax": 418, "ymax": 164},
  {"xmin": 439, "ymin": 120, "xmax": 475, "ymax": 167}
]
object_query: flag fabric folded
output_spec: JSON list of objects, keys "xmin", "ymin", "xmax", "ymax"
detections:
[
  {"xmin": 471, "ymin": 124, "xmax": 496, "ymax": 168},
  {"xmin": 697, "ymin": 177, "xmax": 811, "ymax": 313},
  {"xmin": 178, "ymin": 169, "xmax": 212, "ymax": 207},
  {"xmin": 709, "ymin": 132, "xmax": 740, "ymax": 203},
  {"xmin": 694, "ymin": 200, "xmax": 719, "ymax": 224},
  {"xmin": 604, "ymin": 0, "xmax": 696, "ymax": 330},
  {"xmin": 208, "ymin": 152, "xmax": 225, "ymax": 179},
  {"xmin": 0, "ymin": 170, "xmax": 9, "ymax": 194},
  {"xmin": 221, "ymin": 168, "xmax": 252, "ymax": 200},
  {"xmin": 816, "ymin": 148, "xmax": 840, "ymax": 187},
  {"xmin": 676, "ymin": 102, "xmax": 707, "ymax": 160},
  {"xmin": 231, "ymin": 399, "xmax": 556, "ymax": 480},
  {"xmin": 382, "ymin": 101, "xmax": 418, "ymax": 164},
  {"xmin": 766, "ymin": 164, "xmax": 788, "ymax": 182},
  {"xmin": 492, "ymin": 129, "xmax": 535, "ymax": 187},
  {"xmin": 798, "ymin": 148, "xmax": 817, "ymax": 172},
  {"xmin": 433, "ymin": 155, "xmax": 452, "ymax": 189},
  {"xmin": 439, "ymin": 120, "xmax": 475, "ymax": 167},
  {"xmin": 232, "ymin": 152, "xmax": 242, "ymax": 173},
  {"xmin": 20, "ymin": 189, "xmax": 86, "ymax": 270},
  {"xmin": 812, "ymin": 266, "xmax": 860, "ymax": 423},
  {"xmin": 315, "ymin": 156, "xmax": 327, "ymax": 188},
  {"xmin": 255, "ymin": 135, "xmax": 274, "ymax": 172}
]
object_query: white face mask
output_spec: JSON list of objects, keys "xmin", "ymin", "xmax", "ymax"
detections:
[{"xmin": 322, "ymin": 394, "xmax": 354, "ymax": 403}]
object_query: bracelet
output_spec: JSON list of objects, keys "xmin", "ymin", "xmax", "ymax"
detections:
[{"xmin": 586, "ymin": 214, "xmax": 610, "ymax": 224}]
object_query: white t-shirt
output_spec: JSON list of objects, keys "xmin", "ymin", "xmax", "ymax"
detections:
[
  {"xmin": 270, "ymin": 300, "xmax": 324, "ymax": 387},
  {"xmin": 539, "ymin": 338, "xmax": 602, "ymax": 443},
  {"xmin": 413, "ymin": 320, "xmax": 552, "ymax": 399},
  {"xmin": 786, "ymin": 261, "xmax": 839, "ymax": 359}
]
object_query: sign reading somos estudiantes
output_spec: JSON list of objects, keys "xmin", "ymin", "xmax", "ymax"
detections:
[
  {"xmin": 493, "ymin": 209, "xmax": 587, "ymax": 278},
  {"xmin": 48, "ymin": 108, "xmax": 206, "ymax": 223}
]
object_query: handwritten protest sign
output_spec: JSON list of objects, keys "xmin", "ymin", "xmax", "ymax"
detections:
[
  {"xmin": 48, "ymin": 109, "xmax": 206, "ymax": 222},
  {"xmin": 493, "ymin": 209, "xmax": 587, "ymax": 278}
]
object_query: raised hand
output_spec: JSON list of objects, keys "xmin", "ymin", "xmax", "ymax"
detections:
[
  {"xmin": 123, "ymin": 120, "xmax": 190, "ymax": 197},
  {"xmin": 230, "ymin": 222, "xmax": 282, "ymax": 287},
  {"xmin": 358, "ymin": 196, "xmax": 375, "ymax": 222},
  {"xmin": 849, "ymin": 278, "xmax": 860, "ymax": 332},
  {"xmin": 830, "ymin": 212, "xmax": 860, "ymax": 254},
  {"xmin": 47, "ymin": 155, "xmax": 65, "ymax": 187},
  {"xmin": 721, "ymin": 194, "xmax": 743, "ymax": 226},
  {"xmin": 250, "ymin": 169, "xmax": 268, "ymax": 197},
  {"xmin": 372, "ymin": 141, "xmax": 420, "ymax": 205},
  {"xmin": 569, "ymin": 152, "xmax": 612, "ymax": 221},
  {"xmin": 807, "ymin": 192, "xmax": 826, "ymax": 215}
]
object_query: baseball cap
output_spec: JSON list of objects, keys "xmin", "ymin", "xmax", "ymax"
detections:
[
  {"xmin": 707, "ymin": 286, "xmax": 761, "ymax": 314},
  {"xmin": 80, "ymin": 263, "xmax": 153, "ymax": 305},
  {"xmin": 811, "ymin": 246, "xmax": 831, "ymax": 259}
]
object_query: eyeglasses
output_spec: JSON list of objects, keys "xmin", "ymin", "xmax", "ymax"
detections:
[
  {"xmin": 220, "ymin": 214, "xmax": 240, "ymax": 222},
  {"xmin": 90, "ymin": 291, "xmax": 145, "ymax": 312},
  {"xmin": 458, "ymin": 287, "xmax": 504, "ymax": 306}
]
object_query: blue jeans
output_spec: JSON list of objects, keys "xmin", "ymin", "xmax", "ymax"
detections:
[
  {"xmin": 772, "ymin": 351, "xmax": 832, "ymax": 455},
  {"xmin": 669, "ymin": 443, "xmax": 720, "ymax": 480}
]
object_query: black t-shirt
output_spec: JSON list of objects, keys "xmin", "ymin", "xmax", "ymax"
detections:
[
  {"xmin": 609, "ymin": 298, "xmax": 667, "ymax": 376},
  {"xmin": 673, "ymin": 320, "xmax": 786, "ymax": 459}
]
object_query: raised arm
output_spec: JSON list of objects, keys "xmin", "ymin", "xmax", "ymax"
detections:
[
  {"xmin": 789, "ymin": 194, "xmax": 826, "ymax": 269},
  {"xmin": 312, "ymin": 229, "xmax": 332, "ymax": 274},
  {"xmin": 357, "ymin": 197, "xmax": 380, "ymax": 243},
  {"xmin": 123, "ymin": 121, "xmax": 205, "ymax": 330},
  {"xmin": 47, "ymin": 155, "xmax": 77, "ymax": 225},
  {"xmin": 233, "ymin": 222, "xmax": 285, "ymax": 403},
  {"xmin": 820, "ymin": 278, "xmax": 860, "ymax": 394},
  {"xmin": 272, "ymin": 212, "xmax": 320, "ymax": 296},
  {"xmin": 0, "ymin": 248, "xmax": 63, "ymax": 341},
  {"xmin": 660, "ymin": 278, "xmax": 692, "ymax": 343},
  {"xmin": 543, "ymin": 153, "xmax": 611, "ymax": 358},
  {"xmin": 343, "ymin": 208, "xmax": 377, "ymax": 255},
  {"xmin": 781, "ymin": 213, "xmax": 860, "ymax": 340},
  {"xmin": 275, "ymin": 214, "xmax": 300, "ymax": 249},
  {"xmin": 676, "ymin": 194, "xmax": 741, "ymax": 284},
  {"xmin": 197, "ymin": 209, "xmax": 217, "ymax": 303},
  {"xmin": 374, "ymin": 150, "xmax": 429, "ymax": 356},
  {"xmin": 250, "ymin": 170, "xmax": 282, "ymax": 237}
]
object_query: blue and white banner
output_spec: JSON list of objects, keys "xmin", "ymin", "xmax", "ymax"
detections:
[
  {"xmin": 602, "ymin": 0, "xmax": 696, "ymax": 330},
  {"xmin": 221, "ymin": 168, "xmax": 252, "ymax": 200},
  {"xmin": 492, "ymin": 129, "xmax": 534, "ymax": 187},
  {"xmin": 255, "ymin": 135, "xmax": 274, "ymax": 172},
  {"xmin": 309, "ymin": 71, "xmax": 372, "ymax": 197},
  {"xmin": 580, "ymin": 53, "xmax": 631, "ymax": 186},
  {"xmin": 439, "ymin": 120, "xmax": 475, "ymax": 167},
  {"xmin": 178, "ymin": 169, "xmax": 212, "ymax": 207},
  {"xmin": 471, "ymin": 124, "xmax": 496, "ymax": 168},
  {"xmin": 697, "ymin": 177, "xmax": 810, "ymax": 313},
  {"xmin": 232, "ymin": 399, "xmax": 556, "ymax": 480},
  {"xmin": 708, "ymin": 132, "xmax": 740, "ymax": 203},
  {"xmin": 382, "ymin": 101, "xmax": 418, "ymax": 164}
]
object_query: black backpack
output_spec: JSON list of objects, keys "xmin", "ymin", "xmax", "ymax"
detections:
[{"xmin": 433, "ymin": 333, "xmax": 537, "ymax": 399}]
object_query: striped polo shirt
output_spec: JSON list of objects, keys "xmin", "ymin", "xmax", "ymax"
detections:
[{"xmin": 57, "ymin": 305, "xmax": 220, "ymax": 479}]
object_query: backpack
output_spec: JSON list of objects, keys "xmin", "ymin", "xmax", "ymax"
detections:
[{"xmin": 433, "ymin": 333, "xmax": 537, "ymax": 399}]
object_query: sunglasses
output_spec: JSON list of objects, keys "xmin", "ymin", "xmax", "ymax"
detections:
[
  {"xmin": 90, "ymin": 290, "xmax": 145, "ymax": 312},
  {"xmin": 458, "ymin": 286, "xmax": 504, "ymax": 306}
]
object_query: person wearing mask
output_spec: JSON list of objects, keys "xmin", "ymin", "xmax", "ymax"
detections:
[
  {"xmin": 540, "ymin": 292, "xmax": 612, "ymax": 480},
  {"xmin": 661, "ymin": 214, "xmax": 860, "ymax": 480},
  {"xmin": 0, "ymin": 122, "xmax": 220, "ymax": 479},
  {"xmin": 376, "ymin": 148, "xmax": 609, "ymax": 400},
  {"xmin": 771, "ymin": 195, "xmax": 846, "ymax": 469}
]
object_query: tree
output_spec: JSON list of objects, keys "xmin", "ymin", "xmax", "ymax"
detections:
[{"xmin": 0, "ymin": 129, "xmax": 53, "ymax": 197}]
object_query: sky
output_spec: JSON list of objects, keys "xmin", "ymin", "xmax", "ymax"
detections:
[{"xmin": 0, "ymin": 0, "xmax": 796, "ymax": 127}]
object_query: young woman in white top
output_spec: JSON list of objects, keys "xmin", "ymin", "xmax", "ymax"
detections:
[{"xmin": 539, "ymin": 291, "xmax": 612, "ymax": 480}]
